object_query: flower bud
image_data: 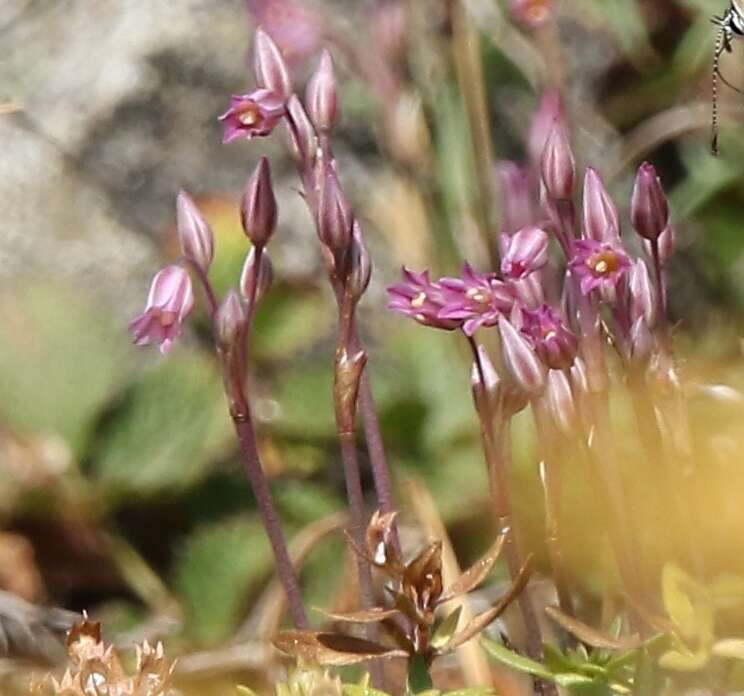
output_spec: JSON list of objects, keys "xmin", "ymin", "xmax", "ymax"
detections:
[
  {"xmin": 286, "ymin": 95, "xmax": 318, "ymax": 163},
  {"xmin": 630, "ymin": 162, "xmax": 669, "ymax": 241},
  {"xmin": 347, "ymin": 222, "xmax": 372, "ymax": 301},
  {"xmin": 546, "ymin": 369, "xmax": 577, "ymax": 436},
  {"xmin": 215, "ymin": 289, "xmax": 247, "ymax": 350},
  {"xmin": 253, "ymin": 28, "xmax": 292, "ymax": 100},
  {"xmin": 500, "ymin": 225, "xmax": 549, "ymax": 279},
  {"xmin": 317, "ymin": 166, "xmax": 352, "ymax": 252},
  {"xmin": 629, "ymin": 259, "xmax": 655, "ymax": 325},
  {"xmin": 241, "ymin": 157, "xmax": 277, "ymax": 248},
  {"xmin": 570, "ymin": 356, "xmax": 589, "ymax": 395},
  {"xmin": 239, "ymin": 247, "xmax": 274, "ymax": 307},
  {"xmin": 498, "ymin": 316, "xmax": 546, "ymax": 395},
  {"xmin": 306, "ymin": 49, "xmax": 339, "ymax": 132},
  {"xmin": 176, "ymin": 190, "xmax": 214, "ymax": 272},
  {"xmin": 644, "ymin": 224, "xmax": 675, "ymax": 266},
  {"xmin": 541, "ymin": 121, "xmax": 575, "ymax": 200},
  {"xmin": 528, "ymin": 89, "xmax": 564, "ymax": 166},
  {"xmin": 582, "ymin": 167, "xmax": 620, "ymax": 243}
]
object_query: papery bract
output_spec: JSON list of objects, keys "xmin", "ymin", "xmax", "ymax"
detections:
[
  {"xmin": 439, "ymin": 264, "xmax": 514, "ymax": 336},
  {"xmin": 387, "ymin": 268, "xmax": 461, "ymax": 330},
  {"xmin": 219, "ymin": 89, "xmax": 285, "ymax": 143},
  {"xmin": 569, "ymin": 239, "xmax": 631, "ymax": 296},
  {"xmin": 129, "ymin": 265, "xmax": 194, "ymax": 354}
]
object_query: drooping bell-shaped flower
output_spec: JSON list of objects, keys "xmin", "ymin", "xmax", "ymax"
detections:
[
  {"xmin": 219, "ymin": 89, "xmax": 285, "ymax": 143},
  {"xmin": 569, "ymin": 239, "xmax": 631, "ymax": 296},
  {"xmin": 129, "ymin": 265, "xmax": 194, "ymax": 354},
  {"xmin": 387, "ymin": 268, "xmax": 461, "ymax": 330}
]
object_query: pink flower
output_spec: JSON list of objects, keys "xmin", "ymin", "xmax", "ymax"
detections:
[
  {"xmin": 129, "ymin": 265, "xmax": 194, "ymax": 354},
  {"xmin": 387, "ymin": 268, "xmax": 461, "ymax": 330},
  {"xmin": 500, "ymin": 225, "xmax": 549, "ymax": 280},
  {"xmin": 438, "ymin": 264, "xmax": 514, "ymax": 335},
  {"xmin": 218, "ymin": 89, "xmax": 285, "ymax": 143},
  {"xmin": 569, "ymin": 239, "xmax": 631, "ymax": 296},
  {"xmin": 521, "ymin": 305, "xmax": 578, "ymax": 370}
]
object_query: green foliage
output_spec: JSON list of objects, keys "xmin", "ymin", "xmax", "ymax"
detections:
[
  {"xmin": 173, "ymin": 516, "xmax": 273, "ymax": 645},
  {"xmin": 92, "ymin": 349, "xmax": 233, "ymax": 498}
]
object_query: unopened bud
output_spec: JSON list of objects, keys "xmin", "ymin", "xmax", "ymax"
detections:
[
  {"xmin": 176, "ymin": 190, "xmax": 214, "ymax": 273},
  {"xmin": 629, "ymin": 259, "xmax": 655, "ymax": 325},
  {"xmin": 306, "ymin": 49, "xmax": 339, "ymax": 132},
  {"xmin": 253, "ymin": 28, "xmax": 292, "ymax": 100},
  {"xmin": 239, "ymin": 247, "xmax": 274, "ymax": 307},
  {"xmin": 528, "ymin": 89, "xmax": 564, "ymax": 165},
  {"xmin": 644, "ymin": 224, "xmax": 675, "ymax": 266},
  {"xmin": 286, "ymin": 95, "xmax": 318, "ymax": 163},
  {"xmin": 241, "ymin": 157, "xmax": 277, "ymax": 248},
  {"xmin": 500, "ymin": 225, "xmax": 549, "ymax": 279},
  {"xmin": 630, "ymin": 316, "xmax": 654, "ymax": 366},
  {"xmin": 317, "ymin": 167, "xmax": 352, "ymax": 252},
  {"xmin": 546, "ymin": 369, "xmax": 577, "ymax": 436},
  {"xmin": 498, "ymin": 316, "xmax": 546, "ymax": 395},
  {"xmin": 582, "ymin": 167, "xmax": 620, "ymax": 242},
  {"xmin": 631, "ymin": 162, "xmax": 669, "ymax": 241},
  {"xmin": 347, "ymin": 222, "xmax": 372, "ymax": 301},
  {"xmin": 215, "ymin": 289, "xmax": 247, "ymax": 350},
  {"xmin": 540, "ymin": 121, "xmax": 575, "ymax": 200}
]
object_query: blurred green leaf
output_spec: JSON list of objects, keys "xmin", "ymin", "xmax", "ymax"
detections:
[
  {"xmin": 481, "ymin": 637, "xmax": 553, "ymax": 680},
  {"xmin": 173, "ymin": 515, "xmax": 273, "ymax": 645},
  {"xmin": 431, "ymin": 605, "xmax": 462, "ymax": 649},
  {"xmin": 275, "ymin": 364, "xmax": 336, "ymax": 438},
  {"xmin": 93, "ymin": 350, "xmax": 232, "ymax": 497},
  {"xmin": 0, "ymin": 282, "xmax": 128, "ymax": 454}
]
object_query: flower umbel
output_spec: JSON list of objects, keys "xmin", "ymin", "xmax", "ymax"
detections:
[
  {"xmin": 129, "ymin": 265, "xmax": 194, "ymax": 354},
  {"xmin": 219, "ymin": 89, "xmax": 285, "ymax": 143},
  {"xmin": 569, "ymin": 239, "xmax": 631, "ymax": 296}
]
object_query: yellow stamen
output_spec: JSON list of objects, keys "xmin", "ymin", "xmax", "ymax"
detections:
[{"xmin": 411, "ymin": 291, "xmax": 427, "ymax": 308}]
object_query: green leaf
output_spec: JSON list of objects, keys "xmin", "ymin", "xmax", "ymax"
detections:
[
  {"xmin": 173, "ymin": 516, "xmax": 273, "ymax": 645},
  {"xmin": 431, "ymin": 606, "xmax": 462, "ymax": 649},
  {"xmin": 0, "ymin": 282, "xmax": 128, "ymax": 455},
  {"xmin": 553, "ymin": 673, "xmax": 597, "ymax": 688},
  {"xmin": 343, "ymin": 674, "xmax": 392, "ymax": 696},
  {"xmin": 543, "ymin": 642, "xmax": 579, "ymax": 675},
  {"xmin": 92, "ymin": 350, "xmax": 232, "ymax": 497},
  {"xmin": 407, "ymin": 653, "xmax": 434, "ymax": 693},
  {"xmin": 481, "ymin": 637, "xmax": 553, "ymax": 680}
]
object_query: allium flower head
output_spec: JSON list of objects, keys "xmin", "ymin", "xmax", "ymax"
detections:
[
  {"xmin": 219, "ymin": 89, "xmax": 285, "ymax": 143},
  {"xmin": 569, "ymin": 239, "xmax": 631, "ymax": 296},
  {"xmin": 387, "ymin": 268, "xmax": 461, "ymax": 330},
  {"xmin": 438, "ymin": 264, "xmax": 514, "ymax": 336},
  {"xmin": 129, "ymin": 265, "xmax": 194, "ymax": 354},
  {"xmin": 521, "ymin": 305, "xmax": 578, "ymax": 370}
]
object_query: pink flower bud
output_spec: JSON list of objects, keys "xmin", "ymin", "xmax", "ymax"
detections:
[
  {"xmin": 500, "ymin": 225, "xmax": 549, "ymax": 279},
  {"xmin": 546, "ymin": 369, "xmax": 577, "ymax": 436},
  {"xmin": 528, "ymin": 89, "xmax": 564, "ymax": 165},
  {"xmin": 253, "ymin": 28, "xmax": 292, "ymax": 100},
  {"xmin": 347, "ymin": 222, "xmax": 372, "ymax": 301},
  {"xmin": 644, "ymin": 224, "xmax": 675, "ymax": 265},
  {"xmin": 317, "ymin": 166, "xmax": 352, "ymax": 252},
  {"xmin": 629, "ymin": 259, "xmax": 655, "ymax": 325},
  {"xmin": 218, "ymin": 89, "xmax": 285, "ymax": 143},
  {"xmin": 286, "ymin": 95, "xmax": 317, "ymax": 163},
  {"xmin": 241, "ymin": 157, "xmax": 277, "ymax": 248},
  {"xmin": 540, "ymin": 121, "xmax": 575, "ymax": 200},
  {"xmin": 582, "ymin": 167, "xmax": 620, "ymax": 243},
  {"xmin": 630, "ymin": 162, "xmax": 669, "ymax": 241},
  {"xmin": 306, "ymin": 49, "xmax": 339, "ymax": 132},
  {"xmin": 215, "ymin": 288, "xmax": 247, "ymax": 350},
  {"xmin": 176, "ymin": 191, "xmax": 214, "ymax": 273},
  {"xmin": 129, "ymin": 265, "xmax": 194, "ymax": 354},
  {"xmin": 629, "ymin": 316, "xmax": 653, "ymax": 366},
  {"xmin": 498, "ymin": 316, "xmax": 546, "ymax": 394},
  {"xmin": 239, "ymin": 247, "xmax": 274, "ymax": 307}
]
